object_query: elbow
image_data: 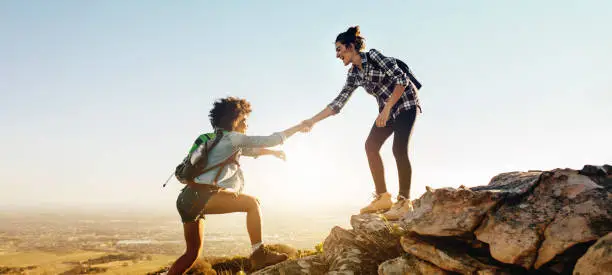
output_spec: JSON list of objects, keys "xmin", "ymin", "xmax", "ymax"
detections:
[
  {"xmin": 273, "ymin": 132, "xmax": 287, "ymax": 145},
  {"xmin": 327, "ymin": 105, "xmax": 340, "ymax": 115},
  {"xmin": 394, "ymin": 78, "xmax": 408, "ymax": 88}
]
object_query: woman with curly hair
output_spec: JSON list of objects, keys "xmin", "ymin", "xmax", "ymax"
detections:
[
  {"xmin": 168, "ymin": 96, "xmax": 305, "ymax": 274},
  {"xmin": 302, "ymin": 26, "xmax": 422, "ymax": 220}
]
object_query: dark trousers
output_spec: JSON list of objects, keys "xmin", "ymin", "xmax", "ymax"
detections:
[{"xmin": 365, "ymin": 108, "xmax": 417, "ymax": 198}]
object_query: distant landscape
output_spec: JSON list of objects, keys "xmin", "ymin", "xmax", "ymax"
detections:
[{"xmin": 0, "ymin": 206, "xmax": 352, "ymax": 274}]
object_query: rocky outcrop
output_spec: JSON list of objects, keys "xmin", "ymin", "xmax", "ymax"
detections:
[
  {"xmin": 474, "ymin": 168, "xmax": 611, "ymax": 269},
  {"xmin": 251, "ymin": 164, "xmax": 611, "ymax": 274},
  {"xmin": 251, "ymin": 255, "xmax": 327, "ymax": 275},
  {"xmin": 322, "ymin": 223, "xmax": 402, "ymax": 274},
  {"xmin": 378, "ymin": 254, "xmax": 451, "ymax": 275},
  {"xmin": 573, "ymin": 232, "xmax": 612, "ymax": 275},
  {"xmin": 402, "ymin": 185, "xmax": 506, "ymax": 237},
  {"xmin": 400, "ymin": 233, "xmax": 501, "ymax": 274}
]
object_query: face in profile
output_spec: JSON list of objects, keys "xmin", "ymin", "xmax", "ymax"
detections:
[
  {"xmin": 233, "ymin": 113, "xmax": 248, "ymax": 133},
  {"xmin": 335, "ymin": 42, "xmax": 356, "ymax": 66}
]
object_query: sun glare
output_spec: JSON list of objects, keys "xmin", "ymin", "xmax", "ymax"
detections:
[{"xmin": 274, "ymin": 139, "xmax": 332, "ymax": 204}]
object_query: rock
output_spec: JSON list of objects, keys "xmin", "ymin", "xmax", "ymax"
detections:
[
  {"xmin": 197, "ymin": 164, "xmax": 610, "ymax": 275},
  {"xmin": 400, "ymin": 234, "xmax": 501, "ymax": 274},
  {"xmin": 475, "ymin": 269, "xmax": 514, "ymax": 275},
  {"xmin": 579, "ymin": 164, "xmax": 612, "ymax": 194},
  {"xmin": 475, "ymin": 169, "xmax": 611, "ymax": 269},
  {"xmin": 322, "ymin": 226, "xmax": 376, "ymax": 274},
  {"xmin": 471, "ymin": 171, "xmax": 543, "ymax": 196},
  {"xmin": 251, "ymin": 255, "xmax": 327, "ymax": 275},
  {"xmin": 579, "ymin": 164, "xmax": 612, "ymax": 178},
  {"xmin": 534, "ymin": 171, "xmax": 611, "ymax": 269},
  {"xmin": 351, "ymin": 214, "xmax": 403, "ymax": 252},
  {"xmin": 401, "ymin": 186, "xmax": 505, "ymax": 237},
  {"xmin": 323, "ymin": 226, "xmax": 400, "ymax": 274},
  {"xmin": 378, "ymin": 255, "xmax": 451, "ymax": 275},
  {"xmin": 573, "ymin": 232, "xmax": 612, "ymax": 275}
]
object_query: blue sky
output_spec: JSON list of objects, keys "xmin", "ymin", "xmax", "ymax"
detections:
[{"xmin": 1, "ymin": 0, "xmax": 610, "ymax": 212}]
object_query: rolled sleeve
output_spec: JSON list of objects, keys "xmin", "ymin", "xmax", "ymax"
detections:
[
  {"xmin": 328, "ymin": 74, "xmax": 358, "ymax": 114},
  {"xmin": 369, "ymin": 49, "xmax": 408, "ymax": 87}
]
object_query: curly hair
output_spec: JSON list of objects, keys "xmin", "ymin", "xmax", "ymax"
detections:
[
  {"xmin": 335, "ymin": 25, "xmax": 365, "ymax": 52},
  {"xmin": 209, "ymin": 97, "xmax": 252, "ymax": 131}
]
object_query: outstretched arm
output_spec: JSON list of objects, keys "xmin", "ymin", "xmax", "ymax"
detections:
[
  {"xmin": 281, "ymin": 121, "xmax": 307, "ymax": 139},
  {"xmin": 303, "ymin": 74, "xmax": 358, "ymax": 132},
  {"xmin": 231, "ymin": 121, "xmax": 307, "ymax": 149},
  {"xmin": 302, "ymin": 106, "xmax": 335, "ymax": 131},
  {"xmin": 242, "ymin": 148, "xmax": 286, "ymax": 161}
]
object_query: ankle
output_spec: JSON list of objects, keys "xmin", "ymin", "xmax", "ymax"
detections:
[{"xmin": 251, "ymin": 242, "xmax": 263, "ymax": 254}]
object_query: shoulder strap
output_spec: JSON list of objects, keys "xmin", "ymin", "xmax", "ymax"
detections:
[
  {"xmin": 366, "ymin": 52, "xmax": 422, "ymax": 90},
  {"xmin": 195, "ymin": 150, "xmax": 240, "ymax": 186},
  {"xmin": 207, "ymin": 130, "xmax": 224, "ymax": 152}
]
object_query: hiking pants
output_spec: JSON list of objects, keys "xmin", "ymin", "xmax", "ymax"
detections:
[{"xmin": 365, "ymin": 107, "xmax": 417, "ymax": 198}]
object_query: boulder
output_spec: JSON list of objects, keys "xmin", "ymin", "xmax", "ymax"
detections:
[
  {"xmin": 475, "ymin": 169, "xmax": 611, "ymax": 269},
  {"xmin": 573, "ymin": 232, "xmax": 612, "ymax": 275},
  {"xmin": 322, "ymin": 226, "xmax": 396, "ymax": 274},
  {"xmin": 534, "ymin": 171, "xmax": 611, "ymax": 268},
  {"xmin": 401, "ymin": 186, "xmax": 506, "ymax": 237},
  {"xmin": 251, "ymin": 255, "xmax": 327, "ymax": 275},
  {"xmin": 400, "ymin": 234, "xmax": 501, "ymax": 274},
  {"xmin": 378, "ymin": 255, "xmax": 451, "ymax": 275}
]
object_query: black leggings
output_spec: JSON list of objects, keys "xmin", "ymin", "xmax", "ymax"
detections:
[{"xmin": 365, "ymin": 108, "xmax": 417, "ymax": 198}]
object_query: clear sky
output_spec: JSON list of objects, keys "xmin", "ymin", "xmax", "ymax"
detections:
[{"xmin": 1, "ymin": 0, "xmax": 610, "ymax": 213}]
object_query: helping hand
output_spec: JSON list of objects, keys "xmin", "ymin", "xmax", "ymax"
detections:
[
  {"xmin": 300, "ymin": 119, "xmax": 314, "ymax": 133},
  {"xmin": 375, "ymin": 108, "xmax": 391, "ymax": 127},
  {"xmin": 273, "ymin": 150, "xmax": 286, "ymax": 161}
]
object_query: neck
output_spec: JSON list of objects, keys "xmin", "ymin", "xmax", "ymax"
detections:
[{"xmin": 352, "ymin": 52, "xmax": 363, "ymax": 70}]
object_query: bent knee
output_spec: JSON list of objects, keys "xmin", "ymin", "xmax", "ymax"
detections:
[
  {"xmin": 242, "ymin": 195, "xmax": 260, "ymax": 211},
  {"xmin": 365, "ymin": 140, "xmax": 381, "ymax": 155},
  {"xmin": 185, "ymin": 249, "xmax": 200, "ymax": 261}
]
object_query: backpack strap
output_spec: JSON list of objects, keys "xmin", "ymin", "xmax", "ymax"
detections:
[
  {"xmin": 188, "ymin": 130, "xmax": 241, "ymax": 187},
  {"xmin": 206, "ymin": 130, "xmax": 224, "ymax": 153},
  {"xmin": 187, "ymin": 150, "xmax": 240, "ymax": 187},
  {"xmin": 366, "ymin": 52, "xmax": 422, "ymax": 90},
  {"xmin": 211, "ymin": 151, "xmax": 240, "ymax": 185}
]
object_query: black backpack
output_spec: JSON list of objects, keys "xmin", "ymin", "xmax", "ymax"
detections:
[{"xmin": 367, "ymin": 52, "xmax": 422, "ymax": 90}]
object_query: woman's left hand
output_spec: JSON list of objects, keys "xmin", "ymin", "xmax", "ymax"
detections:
[{"xmin": 376, "ymin": 108, "xmax": 391, "ymax": 127}]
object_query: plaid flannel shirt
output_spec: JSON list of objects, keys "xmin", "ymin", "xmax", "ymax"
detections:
[{"xmin": 328, "ymin": 49, "xmax": 421, "ymax": 121}]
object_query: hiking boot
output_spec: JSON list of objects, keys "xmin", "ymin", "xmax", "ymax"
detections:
[
  {"xmin": 383, "ymin": 197, "xmax": 413, "ymax": 220},
  {"xmin": 249, "ymin": 245, "xmax": 288, "ymax": 271},
  {"xmin": 359, "ymin": 192, "xmax": 393, "ymax": 214}
]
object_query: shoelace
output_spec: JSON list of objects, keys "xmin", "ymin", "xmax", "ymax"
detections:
[{"xmin": 370, "ymin": 192, "xmax": 381, "ymax": 202}]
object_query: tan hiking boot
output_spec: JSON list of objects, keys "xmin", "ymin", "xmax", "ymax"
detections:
[
  {"xmin": 359, "ymin": 192, "xmax": 393, "ymax": 214},
  {"xmin": 249, "ymin": 245, "xmax": 288, "ymax": 271},
  {"xmin": 383, "ymin": 198, "xmax": 413, "ymax": 220}
]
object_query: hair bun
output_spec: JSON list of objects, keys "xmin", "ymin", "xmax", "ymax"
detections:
[{"xmin": 348, "ymin": 25, "xmax": 361, "ymax": 37}]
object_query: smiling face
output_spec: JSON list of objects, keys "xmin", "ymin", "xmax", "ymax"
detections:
[{"xmin": 335, "ymin": 42, "xmax": 357, "ymax": 66}]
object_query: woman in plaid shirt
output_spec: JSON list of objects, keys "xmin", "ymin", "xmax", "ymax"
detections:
[{"xmin": 302, "ymin": 26, "xmax": 422, "ymax": 220}]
